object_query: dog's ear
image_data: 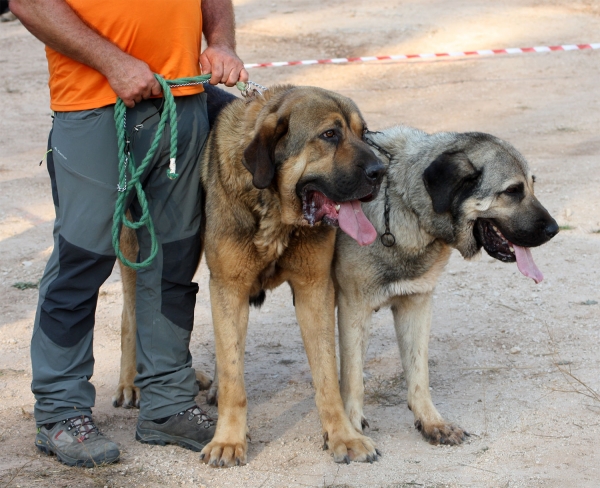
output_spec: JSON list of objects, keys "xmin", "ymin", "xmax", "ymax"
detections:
[
  {"xmin": 423, "ymin": 151, "xmax": 481, "ymax": 214},
  {"xmin": 242, "ymin": 113, "xmax": 289, "ymax": 189}
]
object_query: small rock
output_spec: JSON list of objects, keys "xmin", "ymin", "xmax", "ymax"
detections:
[
  {"xmin": 22, "ymin": 261, "xmax": 32, "ymax": 267},
  {"xmin": 510, "ymin": 346, "xmax": 521, "ymax": 354}
]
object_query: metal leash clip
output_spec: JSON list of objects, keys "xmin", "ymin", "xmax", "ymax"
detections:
[{"xmin": 237, "ymin": 80, "xmax": 267, "ymax": 100}]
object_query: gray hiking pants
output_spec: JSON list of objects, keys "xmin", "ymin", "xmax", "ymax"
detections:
[{"xmin": 31, "ymin": 94, "xmax": 208, "ymax": 425}]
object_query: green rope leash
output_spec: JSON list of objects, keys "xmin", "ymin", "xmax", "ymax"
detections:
[{"xmin": 112, "ymin": 74, "xmax": 256, "ymax": 269}]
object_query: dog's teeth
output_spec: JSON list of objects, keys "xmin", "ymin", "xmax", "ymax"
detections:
[
  {"xmin": 509, "ymin": 246, "xmax": 514, "ymax": 253},
  {"xmin": 492, "ymin": 225, "xmax": 504, "ymax": 238},
  {"xmin": 335, "ymin": 204, "xmax": 340, "ymax": 211}
]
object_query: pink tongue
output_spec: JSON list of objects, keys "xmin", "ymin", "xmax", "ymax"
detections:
[
  {"xmin": 513, "ymin": 244, "xmax": 543, "ymax": 284},
  {"xmin": 338, "ymin": 200, "xmax": 377, "ymax": 246}
]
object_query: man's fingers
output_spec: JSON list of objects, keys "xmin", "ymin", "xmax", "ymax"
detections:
[
  {"xmin": 224, "ymin": 68, "xmax": 239, "ymax": 87},
  {"xmin": 140, "ymin": 84, "xmax": 153, "ymax": 100},
  {"xmin": 150, "ymin": 79, "xmax": 162, "ymax": 97},
  {"xmin": 225, "ymin": 66, "xmax": 249, "ymax": 87},
  {"xmin": 199, "ymin": 53, "xmax": 212, "ymax": 78},
  {"xmin": 209, "ymin": 63, "xmax": 224, "ymax": 85}
]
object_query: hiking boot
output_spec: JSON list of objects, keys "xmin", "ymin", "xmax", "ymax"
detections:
[
  {"xmin": 136, "ymin": 405, "xmax": 216, "ymax": 452},
  {"xmin": 35, "ymin": 415, "xmax": 120, "ymax": 467}
]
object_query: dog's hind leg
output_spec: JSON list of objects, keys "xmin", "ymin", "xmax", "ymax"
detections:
[
  {"xmin": 112, "ymin": 224, "xmax": 141, "ymax": 408},
  {"xmin": 206, "ymin": 366, "xmax": 219, "ymax": 405},
  {"xmin": 392, "ymin": 293, "xmax": 468, "ymax": 445},
  {"xmin": 195, "ymin": 369, "xmax": 213, "ymax": 391},
  {"xmin": 338, "ymin": 290, "xmax": 373, "ymax": 434}
]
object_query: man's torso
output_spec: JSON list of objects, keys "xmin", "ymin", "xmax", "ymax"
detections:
[{"xmin": 47, "ymin": 0, "xmax": 203, "ymax": 111}]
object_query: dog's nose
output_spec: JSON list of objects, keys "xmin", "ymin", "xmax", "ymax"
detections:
[
  {"xmin": 363, "ymin": 161, "xmax": 386, "ymax": 184},
  {"xmin": 545, "ymin": 220, "xmax": 559, "ymax": 238}
]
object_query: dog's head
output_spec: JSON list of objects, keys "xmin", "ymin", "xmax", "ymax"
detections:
[
  {"xmin": 242, "ymin": 85, "xmax": 385, "ymax": 245},
  {"xmin": 422, "ymin": 133, "xmax": 558, "ymax": 283}
]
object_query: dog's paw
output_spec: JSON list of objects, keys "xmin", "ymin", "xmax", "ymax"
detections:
[
  {"xmin": 195, "ymin": 370, "xmax": 213, "ymax": 391},
  {"xmin": 111, "ymin": 383, "xmax": 140, "ymax": 409},
  {"xmin": 323, "ymin": 429, "xmax": 381, "ymax": 464},
  {"xmin": 200, "ymin": 438, "xmax": 246, "ymax": 467},
  {"xmin": 207, "ymin": 384, "xmax": 219, "ymax": 406},
  {"xmin": 415, "ymin": 419, "xmax": 469, "ymax": 445}
]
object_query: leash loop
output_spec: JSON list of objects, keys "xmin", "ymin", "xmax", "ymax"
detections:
[{"xmin": 113, "ymin": 74, "xmax": 263, "ymax": 269}]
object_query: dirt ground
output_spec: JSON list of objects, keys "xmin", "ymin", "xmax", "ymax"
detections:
[{"xmin": 1, "ymin": 1, "xmax": 600, "ymax": 486}]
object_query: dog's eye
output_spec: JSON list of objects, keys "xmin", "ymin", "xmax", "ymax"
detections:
[
  {"xmin": 322, "ymin": 130, "xmax": 336, "ymax": 138},
  {"xmin": 503, "ymin": 184, "xmax": 523, "ymax": 195}
]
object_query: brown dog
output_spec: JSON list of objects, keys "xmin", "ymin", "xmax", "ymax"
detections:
[{"xmin": 199, "ymin": 85, "xmax": 385, "ymax": 466}]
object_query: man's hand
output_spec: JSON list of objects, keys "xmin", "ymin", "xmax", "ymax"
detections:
[
  {"xmin": 200, "ymin": 45, "xmax": 248, "ymax": 87},
  {"xmin": 105, "ymin": 53, "xmax": 162, "ymax": 108}
]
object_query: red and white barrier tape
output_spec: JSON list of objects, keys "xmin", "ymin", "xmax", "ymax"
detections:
[{"xmin": 244, "ymin": 43, "xmax": 600, "ymax": 69}]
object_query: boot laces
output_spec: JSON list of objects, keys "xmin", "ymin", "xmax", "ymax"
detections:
[
  {"xmin": 182, "ymin": 406, "xmax": 215, "ymax": 426},
  {"xmin": 64, "ymin": 415, "xmax": 100, "ymax": 440}
]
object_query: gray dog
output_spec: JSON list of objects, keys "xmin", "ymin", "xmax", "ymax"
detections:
[{"xmin": 334, "ymin": 126, "xmax": 558, "ymax": 445}]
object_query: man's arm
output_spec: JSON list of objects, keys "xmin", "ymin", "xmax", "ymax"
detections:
[
  {"xmin": 200, "ymin": 0, "xmax": 248, "ymax": 86},
  {"xmin": 10, "ymin": 0, "xmax": 161, "ymax": 107}
]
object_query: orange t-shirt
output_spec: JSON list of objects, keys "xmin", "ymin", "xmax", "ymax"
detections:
[{"xmin": 46, "ymin": 0, "xmax": 204, "ymax": 112}]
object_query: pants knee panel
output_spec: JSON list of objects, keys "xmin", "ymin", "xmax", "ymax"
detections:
[{"xmin": 40, "ymin": 235, "xmax": 115, "ymax": 347}]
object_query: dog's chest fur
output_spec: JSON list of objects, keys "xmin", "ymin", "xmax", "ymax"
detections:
[
  {"xmin": 252, "ymin": 196, "xmax": 292, "ymax": 262},
  {"xmin": 250, "ymin": 194, "xmax": 332, "ymax": 290},
  {"xmin": 375, "ymin": 243, "xmax": 451, "ymax": 301}
]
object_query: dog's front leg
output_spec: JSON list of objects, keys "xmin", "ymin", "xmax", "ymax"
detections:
[
  {"xmin": 338, "ymin": 288, "xmax": 373, "ymax": 433},
  {"xmin": 392, "ymin": 292, "xmax": 468, "ymax": 445},
  {"xmin": 292, "ymin": 273, "xmax": 379, "ymax": 463},
  {"xmin": 200, "ymin": 277, "xmax": 251, "ymax": 467}
]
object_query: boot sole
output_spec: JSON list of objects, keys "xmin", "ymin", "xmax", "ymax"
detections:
[{"xmin": 135, "ymin": 429, "xmax": 208, "ymax": 452}]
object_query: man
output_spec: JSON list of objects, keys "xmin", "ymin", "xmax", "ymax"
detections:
[{"xmin": 10, "ymin": 0, "xmax": 248, "ymax": 467}]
